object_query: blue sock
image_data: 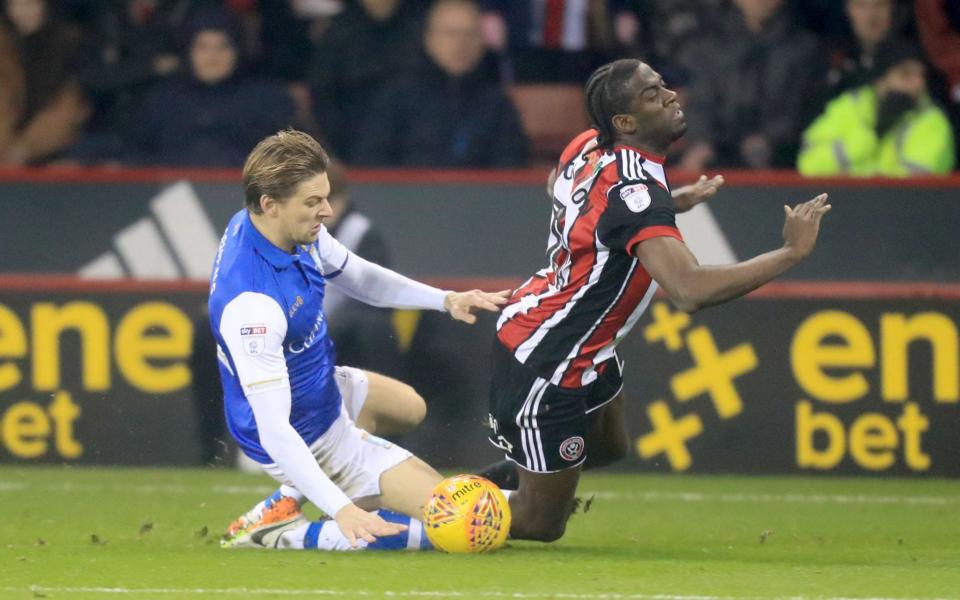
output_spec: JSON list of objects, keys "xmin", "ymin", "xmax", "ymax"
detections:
[
  {"xmin": 264, "ymin": 488, "xmax": 284, "ymax": 509},
  {"xmin": 288, "ymin": 510, "xmax": 432, "ymax": 551},
  {"xmin": 367, "ymin": 510, "xmax": 432, "ymax": 551},
  {"xmin": 302, "ymin": 521, "xmax": 323, "ymax": 549}
]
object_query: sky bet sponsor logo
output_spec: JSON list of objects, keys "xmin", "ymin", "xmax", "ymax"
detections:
[{"xmin": 240, "ymin": 326, "xmax": 267, "ymax": 336}]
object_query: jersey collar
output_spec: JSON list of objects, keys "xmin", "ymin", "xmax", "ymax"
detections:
[
  {"xmin": 243, "ymin": 211, "xmax": 297, "ymax": 269},
  {"xmin": 613, "ymin": 143, "xmax": 665, "ymax": 165}
]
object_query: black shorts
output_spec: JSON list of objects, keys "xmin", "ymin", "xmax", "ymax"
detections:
[{"xmin": 487, "ymin": 341, "xmax": 624, "ymax": 473}]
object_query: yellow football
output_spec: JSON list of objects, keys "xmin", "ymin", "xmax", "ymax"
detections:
[{"xmin": 422, "ymin": 474, "xmax": 511, "ymax": 553}]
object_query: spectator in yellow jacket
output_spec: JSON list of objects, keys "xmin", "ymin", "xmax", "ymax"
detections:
[{"xmin": 798, "ymin": 40, "xmax": 955, "ymax": 177}]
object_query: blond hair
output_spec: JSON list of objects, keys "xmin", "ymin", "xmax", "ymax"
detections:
[{"xmin": 242, "ymin": 129, "xmax": 330, "ymax": 213}]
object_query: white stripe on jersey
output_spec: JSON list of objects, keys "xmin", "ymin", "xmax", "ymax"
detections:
[
  {"xmin": 506, "ymin": 147, "xmax": 617, "ymax": 362},
  {"xmin": 618, "ymin": 149, "xmax": 669, "ymax": 191},
  {"xmin": 549, "ymin": 242, "xmax": 638, "ymax": 386},
  {"xmin": 619, "ymin": 149, "xmax": 644, "ymax": 181},
  {"xmin": 587, "ymin": 279, "xmax": 659, "ymax": 385},
  {"xmin": 642, "ymin": 160, "xmax": 668, "ymax": 190},
  {"xmin": 548, "ymin": 151, "xmax": 617, "ymax": 288},
  {"xmin": 514, "ymin": 236, "xmax": 610, "ymax": 364},
  {"xmin": 496, "ymin": 271, "xmax": 547, "ymax": 331}
]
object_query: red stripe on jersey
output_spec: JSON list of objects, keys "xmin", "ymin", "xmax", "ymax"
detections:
[
  {"xmin": 559, "ymin": 129, "xmax": 599, "ymax": 167},
  {"xmin": 496, "ymin": 205, "xmax": 602, "ymax": 351},
  {"xmin": 514, "ymin": 274, "xmax": 550, "ymax": 299},
  {"xmin": 497, "ymin": 160, "xmax": 620, "ymax": 353},
  {"xmin": 626, "ymin": 225, "xmax": 683, "ymax": 256},
  {"xmin": 560, "ymin": 266, "xmax": 654, "ymax": 387},
  {"xmin": 499, "ymin": 275, "xmax": 552, "ymax": 350}
]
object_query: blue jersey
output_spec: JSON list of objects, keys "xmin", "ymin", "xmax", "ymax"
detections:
[{"xmin": 208, "ymin": 210, "xmax": 351, "ymax": 463}]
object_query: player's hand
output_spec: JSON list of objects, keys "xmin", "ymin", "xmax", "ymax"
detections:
[
  {"xmin": 334, "ymin": 503, "xmax": 407, "ymax": 548},
  {"xmin": 782, "ymin": 193, "xmax": 831, "ymax": 260},
  {"xmin": 671, "ymin": 175, "xmax": 724, "ymax": 213},
  {"xmin": 444, "ymin": 289, "xmax": 511, "ymax": 324}
]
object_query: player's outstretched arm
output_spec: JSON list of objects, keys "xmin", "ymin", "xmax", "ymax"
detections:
[
  {"xmin": 443, "ymin": 289, "xmax": 511, "ymax": 324},
  {"xmin": 321, "ymin": 229, "xmax": 509, "ymax": 323},
  {"xmin": 671, "ymin": 174, "xmax": 725, "ymax": 213},
  {"xmin": 636, "ymin": 193, "xmax": 831, "ymax": 312}
]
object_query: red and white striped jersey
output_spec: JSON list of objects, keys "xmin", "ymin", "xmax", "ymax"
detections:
[{"xmin": 496, "ymin": 129, "xmax": 684, "ymax": 388}]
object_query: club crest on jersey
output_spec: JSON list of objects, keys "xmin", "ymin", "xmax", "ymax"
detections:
[
  {"xmin": 240, "ymin": 325, "xmax": 267, "ymax": 356},
  {"xmin": 559, "ymin": 436, "xmax": 585, "ymax": 462},
  {"xmin": 620, "ymin": 183, "xmax": 651, "ymax": 213}
]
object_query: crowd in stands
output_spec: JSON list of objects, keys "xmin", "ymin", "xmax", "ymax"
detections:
[{"xmin": 0, "ymin": 0, "xmax": 958, "ymax": 176}]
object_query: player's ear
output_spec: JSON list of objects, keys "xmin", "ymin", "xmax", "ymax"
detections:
[
  {"xmin": 612, "ymin": 113, "xmax": 636, "ymax": 135},
  {"xmin": 259, "ymin": 194, "xmax": 276, "ymax": 215}
]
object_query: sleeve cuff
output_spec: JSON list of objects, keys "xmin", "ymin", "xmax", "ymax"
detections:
[
  {"xmin": 626, "ymin": 225, "xmax": 684, "ymax": 255},
  {"xmin": 325, "ymin": 253, "xmax": 349, "ymax": 279},
  {"xmin": 431, "ymin": 288, "xmax": 451, "ymax": 312},
  {"xmin": 323, "ymin": 491, "xmax": 353, "ymax": 519}
]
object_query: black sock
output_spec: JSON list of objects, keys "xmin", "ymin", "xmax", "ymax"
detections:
[{"xmin": 476, "ymin": 460, "xmax": 519, "ymax": 490}]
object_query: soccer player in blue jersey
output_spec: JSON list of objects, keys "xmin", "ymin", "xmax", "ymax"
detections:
[{"xmin": 210, "ymin": 129, "xmax": 508, "ymax": 550}]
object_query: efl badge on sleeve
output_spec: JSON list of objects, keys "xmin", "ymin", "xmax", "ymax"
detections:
[
  {"xmin": 620, "ymin": 183, "xmax": 651, "ymax": 213},
  {"xmin": 240, "ymin": 325, "xmax": 267, "ymax": 356}
]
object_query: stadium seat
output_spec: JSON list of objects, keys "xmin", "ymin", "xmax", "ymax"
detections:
[{"xmin": 507, "ymin": 84, "xmax": 589, "ymax": 164}]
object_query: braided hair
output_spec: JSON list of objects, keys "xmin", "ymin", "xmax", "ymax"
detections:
[{"xmin": 584, "ymin": 59, "xmax": 643, "ymax": 149}]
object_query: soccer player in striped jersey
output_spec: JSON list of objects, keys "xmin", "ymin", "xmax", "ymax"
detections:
[{"xmin": 482, "ymin": 58, "xmax": 831, "ymax": 542}]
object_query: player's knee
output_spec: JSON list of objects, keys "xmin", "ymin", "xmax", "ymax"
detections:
[
  {"xmin": 605, "ymin": 433, "xmax": 630, "ymax": 463},
  {"xmin": 586, "ymin": 434, "xmax": 629, "ymax": 469},
  {"xmin": 535, "ymin": 519, "xmax": 567, "ymax": 542},
  {"xmin": 398, "ymin": 384, "xmax": 427, "ymax": 427},
  {"xmin": 522, "ymin": 515, "xmax": 567, "ymax": 542},
  {"xmin": 510, "ymin": 500, "xmax": 569, "ymax": 542}
]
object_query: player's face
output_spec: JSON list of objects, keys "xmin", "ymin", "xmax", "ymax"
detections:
[
  {"xmin": 625, "ymin": 63, "xmax": 687, "ymax": 146},
  {"xmin": 275, "ymin": 172, "xmax": 333, "ymax": 248}
]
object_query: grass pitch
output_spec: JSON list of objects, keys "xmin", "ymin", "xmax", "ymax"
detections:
[{"xmin": 0, "ymin": 467, "xmax": 957, "ymax": 599}]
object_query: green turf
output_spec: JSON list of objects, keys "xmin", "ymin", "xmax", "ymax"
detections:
[{"xmin": 0, "ymin": 467, "xmax": 957, "ymax": 599}]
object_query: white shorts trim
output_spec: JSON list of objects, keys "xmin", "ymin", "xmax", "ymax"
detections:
[
  {"xmin": 584, "ymin": 380, "xmax": 624, "ymax": 414},
  {"xmin": 334, "ymin": 365, "xmax": 369, "ymax": 422},
  {"xmin": 585, "ymin": 356, "xmax": 625, "ymax": 414},
  {"xmin": 502, "ymin": 452, "xmax": 587, "ymax": 474},
  {"xmin": 261, "ymin": 407, "xmax": 411, "ymax": 502}
]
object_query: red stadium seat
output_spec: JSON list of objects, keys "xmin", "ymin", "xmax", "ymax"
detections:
[{"xmin": 507, "ymin": 84, "xmax": 589, "ymax": 165}]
